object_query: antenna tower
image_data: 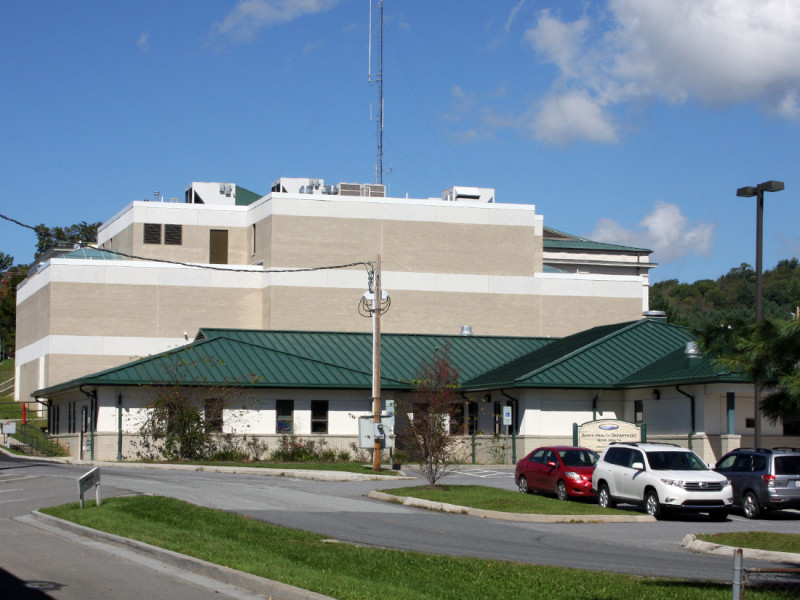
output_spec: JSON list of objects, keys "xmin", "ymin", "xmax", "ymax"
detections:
[{"xmin": 369, "ymin": 0, "xmax": 384, "ymax": 184}]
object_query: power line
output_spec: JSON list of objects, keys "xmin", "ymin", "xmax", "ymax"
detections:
[{"xmin": 0, "ymin": 212, "xmax": 374, "ymax": 275}]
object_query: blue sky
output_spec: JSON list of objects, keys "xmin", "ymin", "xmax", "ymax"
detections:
[{"xmin": 2, "ymin": 0, "xmax": 799, "ymax": 283}]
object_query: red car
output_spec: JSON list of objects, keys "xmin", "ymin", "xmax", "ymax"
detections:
[{"xmin": 515, "ymin": 446, "xmax": 599, "ymax": 500}]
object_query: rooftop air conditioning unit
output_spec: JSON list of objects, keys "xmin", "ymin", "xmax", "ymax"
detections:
[
  {"xmin": 339, "ymin": 183, "xmax": 363, "ymax": 196},
  {"xmin": 364, "ymin": 184, "xmax": 385, "ymax": 197}
]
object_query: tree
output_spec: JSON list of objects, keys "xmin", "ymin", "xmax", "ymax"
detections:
[
  {"xmin": 396, "ymin": 345, "xmax": 467, "ymax": 485},
  {"xmin": 699, "ymin": 318, "xmax": 800, "ymax": 423},
  {"xmin": 33, "ymin": 221, "xmax": 101, "ymax": 259},
  {"xmin": 0, "ymin": 255, "xmax": 28, "ymax": 360}
]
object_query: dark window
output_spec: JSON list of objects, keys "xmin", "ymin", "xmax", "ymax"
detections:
[
  {"xmin": 529, "ymin": 449, "xmax": 546, "ymax": 463},
  {"xmin": 164, "ymin": 224, "xmax": 182, "ymax": 245},
  {"xmin": 634, "ymin": 400, "xmax": 643, "ymax": 424},
  {"xmin": 143, "ymin": 223, "xmax": 162, "ymax": 244},
  {"xmin": 276, "ymin": 400, "xmax": 294, "ymax": 433},
  {"xmin": 745, "ymin": 418, "xmax": 755, "ymax": 429},
  {"xmin": 543, "ymin": 450, "xmax": 558, "ymax": 466},
  {"xmin": 68, "ymin": 402, "xmax": 76, "ymax": 434},
  {"xmin": 775, "ymin": 456, "xmax": 800, "ymax": 475},
  {"xmin": 630, "ymin": 450, "xmax": 644, "ymax": 468},
  {"xmin": 311, "ymin": 400, "xmax": 329, "ymax": 433},
  {"xmin": 51, "ymin": 404, "xmax": 60, "ymax": 435},
  {"xmin": 204, "ymin": 398, "xmax": 223, "ymax": 433}
]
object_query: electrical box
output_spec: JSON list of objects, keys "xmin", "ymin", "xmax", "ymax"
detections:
[{"xmin": 358, "ymin": 415, "xmax": 395, "ymax": 449}]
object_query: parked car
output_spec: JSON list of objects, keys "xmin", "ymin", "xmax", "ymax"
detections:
[
  {"xmin": 592, "ymin": 442, "xmax": 733, "ymax": 520},
  {"xmin": 515, "ymin": 446, "xmax": 599, "ymax": 500},
  {"xmin": 714, "ymin": 447, "xmax": 800, "ymax": 518}
]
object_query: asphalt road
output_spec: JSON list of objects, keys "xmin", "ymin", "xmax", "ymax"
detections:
[{"xmin": 2, "ymin": 455, "xmax": 799, "ymax": 598}]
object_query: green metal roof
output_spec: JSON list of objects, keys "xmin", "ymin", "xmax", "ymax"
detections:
[
  {"xmin": 235, "ymin": 186, "xmax": 263, "ymax": 206},
  {"xmin": 35, "ymin": 320, "xmax": 746, "ymax": 398},
  {"xmin": 543, "ymin": 239, "xmax": 652, "ymax": 253},
  {"xmin": 35, "ymin": 330, "xmax": 551, "ymax": 397},
  {"xmin": 464, "ymin": 319, "xmax": 745, "ymax": 390}
]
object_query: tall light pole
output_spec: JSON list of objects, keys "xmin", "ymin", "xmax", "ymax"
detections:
[{"xmin": 736, "ymin": 180, "xmax": 784, "ymax": 448}]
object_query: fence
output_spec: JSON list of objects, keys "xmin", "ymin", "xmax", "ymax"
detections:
[{"xmin": 732, "ymin": 548, "xmax": 800, "ymax": 598}]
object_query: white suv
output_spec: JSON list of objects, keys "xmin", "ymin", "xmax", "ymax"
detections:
[{"xmin": 592, "ymin": 442, "xmax": 733, "ymax": 520}]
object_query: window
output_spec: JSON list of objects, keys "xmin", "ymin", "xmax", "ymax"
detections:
[
  {"xmin": 68, "ymin": 402, "xmax": 76, "ymax": 434},
  {"xmin": 449, "ymin": 402, "xmax": 465, "ymax": 435},
  {"xmin": 276, "ymin": 400, "xmax": 294, "ymax": 433},
  {"xmin": 143, "ymin": 223, "xmax": 162, "ymax": 244},
  {"xmin": 51, "ymin": 404, "xmax": 60, "ymax": 435},
  {"xmin": 164, "ymin": 224, "xmax": 183, "ymax": 245},
  {"xmin": 311, "ymin": 400, "xmax": 328, "ymax": 433},
  {"xmin": 634, "ymin": 400, "xmax": 643, "ymax": 424},
  {"xmin": 204, "ymin": 398, "xmax": 223, "ymax": 433}
]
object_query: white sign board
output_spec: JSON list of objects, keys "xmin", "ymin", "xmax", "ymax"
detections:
[
  {"xmin": 1, "ymin": 421, "xmax": 16, "ymax": 435},
  {"xmin": 78, "ymin": 467, "xmax": 101, "ymax": 508},
  {"xmin": 576, "ymin": 420, "xmax": 642, "ymax": 452},
  {"xmin": 502, "ymin": 406, "xmax": 512, "ymax": 426}
]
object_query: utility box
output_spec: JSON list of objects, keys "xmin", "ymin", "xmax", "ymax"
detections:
[{"xmin": 358, "ymin": 415, "xmax": 395, "ymax": 449}]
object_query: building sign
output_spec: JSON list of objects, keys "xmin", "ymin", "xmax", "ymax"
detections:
[{"xmin": 574, "ymin": 419, "xmax": 643, "ymax": 451}]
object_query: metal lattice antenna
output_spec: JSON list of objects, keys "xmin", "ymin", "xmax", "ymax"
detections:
[{"xmin": 369, "ymin": 0, "xmax": 384, "ymax": 184}]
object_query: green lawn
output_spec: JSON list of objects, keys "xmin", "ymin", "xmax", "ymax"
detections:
[
  {"xmin": 42, "ymin": 495, "xmax": 792, "ymax": 600},
  {"xmin": 696, "ymin": 532, "xmax": 800, "ymax": 554},
  {"xmin": 389, "ymin": 484, "xmax": 634, "ymax": 515}
]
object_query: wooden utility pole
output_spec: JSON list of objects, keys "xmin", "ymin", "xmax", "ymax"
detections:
[{"xmin": 372, "ymin": 254, "xmax": 382, "ymax": 471}]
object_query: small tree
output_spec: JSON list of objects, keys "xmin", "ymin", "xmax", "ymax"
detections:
[
  {"xmin": 699, "ymin": 317, "xmax": 800, "ymax": 423},
  {"xmin": 138, "ymin": 388, "xmax": 217, "ymax": 460},
  {"xmin": 397, "ymin": 345, "xmax": 466, "ymax": 485}
]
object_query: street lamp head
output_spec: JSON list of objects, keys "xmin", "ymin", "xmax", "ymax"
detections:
[
  {"xmin": 759, "ymin": 180, "xmax": 784, "ymax": 193},
  {"xmin": 737, "ymin": 186, "xmax": 757, "ymax": 197}
]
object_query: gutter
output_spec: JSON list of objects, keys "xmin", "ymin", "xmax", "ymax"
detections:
[{"xmin": 79, "ymin": 385, "xmax": 97, "ymax": 461}]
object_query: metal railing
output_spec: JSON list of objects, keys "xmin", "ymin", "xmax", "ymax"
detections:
[
  {"xmin": 8, "ymin": 423, "xmax": 67, "ymax": 457},
  {"xmin": 732, "ymin": 547, "xmax": 800, "ymax": 598},
  {"xmin": 0, "ymin": 377, "xmax": 13, "ymax": 396}
]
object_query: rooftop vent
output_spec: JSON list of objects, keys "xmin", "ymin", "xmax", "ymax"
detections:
[{"xmin": 460, "ymin": 325, "xmax": 473, "ymax": 336}]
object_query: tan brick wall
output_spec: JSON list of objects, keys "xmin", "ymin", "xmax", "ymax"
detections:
[{"xmin": 15, "ymin": 284, "xmax": 51, "ymax": 348}]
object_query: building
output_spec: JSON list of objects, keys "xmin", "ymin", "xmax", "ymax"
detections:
[
  {"xmin": 34, "ymin": 317, "xmax": 792, "ymax": 464},
  {"xmin": 15, "ymin": 177, "xmax": 654, "ymax": 403}
]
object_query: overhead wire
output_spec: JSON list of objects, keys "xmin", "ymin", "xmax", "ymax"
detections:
[{"xmin": 0, "ymin": 211, "xmax": 374, "ymax": 276}]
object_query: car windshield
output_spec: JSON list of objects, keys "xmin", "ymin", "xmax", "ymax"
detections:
[
  {"xmin": 646, "ymin": 450, "xmax": 707, "ymax": 471},
  {"xmin": 559, "ymin": 449, "xmax": 599, "ymax": 467}
]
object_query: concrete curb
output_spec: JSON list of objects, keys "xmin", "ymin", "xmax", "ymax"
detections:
[
  {"xmin": 368, "ymin": 490, "xmax": 657, "ymax": 523},
  {"xmin": 0, "ymin": 447, "xmax": 414, "ymax": 481},
  {"xmin": 682, "ymin": 534, "xmax": 800, "ymax": 564},
  {"xmin": 24, "ymin": 510, "xmax": 335, "ymax": 600}
]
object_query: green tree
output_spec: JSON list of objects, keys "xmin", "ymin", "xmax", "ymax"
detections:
[
  {"xmin": 699, "ymin": 318, "xmax": 800, "ymax": 423},
  {"xmin": 396, "ymin": 345, "xmax": 466, "ymax": 485},
  {"xmin": 0, "ymin": 255, "xmax": 28, "ymax": 359},
  {"xmin": 33, "ymin": 221, "xmax": 101, "ymax": 259}
]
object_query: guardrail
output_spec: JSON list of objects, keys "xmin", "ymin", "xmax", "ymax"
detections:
[
  {"xmin": 732, "ymin": 547, "xmax": 800, "ymax": 598},
  {"xmin": 8, "ymin": 423, "xmax": 68, "ymax": 457},
  {"xmin": 0, "ymin": 377, "xmax": 13, "ymax": 396}
]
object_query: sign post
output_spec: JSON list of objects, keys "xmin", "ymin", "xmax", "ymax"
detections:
[{"xmin": 78, "ymin": 467, "xmax": 101, "ymax": 509}]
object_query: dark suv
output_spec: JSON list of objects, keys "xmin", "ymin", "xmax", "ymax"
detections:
[{"xmin": 715, "ymin": 447, "xmax": 800, "ymax": 518}]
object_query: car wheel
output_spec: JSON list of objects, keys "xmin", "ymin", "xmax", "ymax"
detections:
[
  {"xmin": 645, "ymin": 489, "xmax": 662, "ymax": 519},
  {"xmin": 518, "ymin": 475, "xmax": 530, "ymax": 494},
  {"xmin": 708, "ymin": 509, "xmax": 728, "ymax": 522},
  {"xmin": 598, "ymin": 483, "xmax": 615, "ymax": 508},
  {"xmin": 556, "ymin": 480, "xmax": 568, "ymax": 501},
  {"xmin": 742, "ymin": 491, "xmax": 761, "ymax": 519}
]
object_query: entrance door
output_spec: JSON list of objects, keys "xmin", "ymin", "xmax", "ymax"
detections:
[{"xmin": 210, "ymin": 229, "xmax": 228, "ymax": 264}]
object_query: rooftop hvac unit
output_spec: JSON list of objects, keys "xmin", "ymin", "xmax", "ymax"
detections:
[
  {"xmin": 364, "ymin": 184, "xmax": 385, "ymax": 197},
  {"xmin": 339, "ymin": 183, "xmax": 363, "ymax": 196}
]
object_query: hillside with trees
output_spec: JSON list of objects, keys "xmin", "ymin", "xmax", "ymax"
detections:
[{"xmin": 650, "ymin": 259, "xmax": 800, "ymax": 331}]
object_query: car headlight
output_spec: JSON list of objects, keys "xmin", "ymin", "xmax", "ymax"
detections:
[
  {"xmin": 565, "ymin": 471, "xmax": 582, "ymax": 480},
  {"xmin": 660, "ymin": 477, "xmax": 684, "ymax": 488}
]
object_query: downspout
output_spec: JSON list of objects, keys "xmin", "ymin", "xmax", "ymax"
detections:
[
  {"xmin": 592, "ymin": 390, "xmax": 601, "ymax": 421},
  {"xmin": 675, "ymin": 385, "xmax": 695, "ymax": 450},
  {"xmin": 117, "ymin": 387, "xmax": 123, "ymax": 462},
  {"xmin": 79, "ymin": 385, "xmax": 97, "ymax": 461},
  {"xmin": 501, "ymin": 390, "xmax": 519, "ymax": 464}
]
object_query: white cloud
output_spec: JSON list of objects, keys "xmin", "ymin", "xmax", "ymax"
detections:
[
  {"xmin": 590, "ymin": 202, "xmax": 715, "ymax": 263},
  {"xmin": 529, "ymin": 91, "xmax": 617, "ymax": 145},
  {"xmin": 138, "ymin": 32, "xmax": 149, "ymax": 52},
  {"xmin": 523, "ymin": 0, "xmax": 800, "ymax": 143},
  {"xmin": 213, "ymin": 0, "xmax": 341, "ymax": 43}
]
